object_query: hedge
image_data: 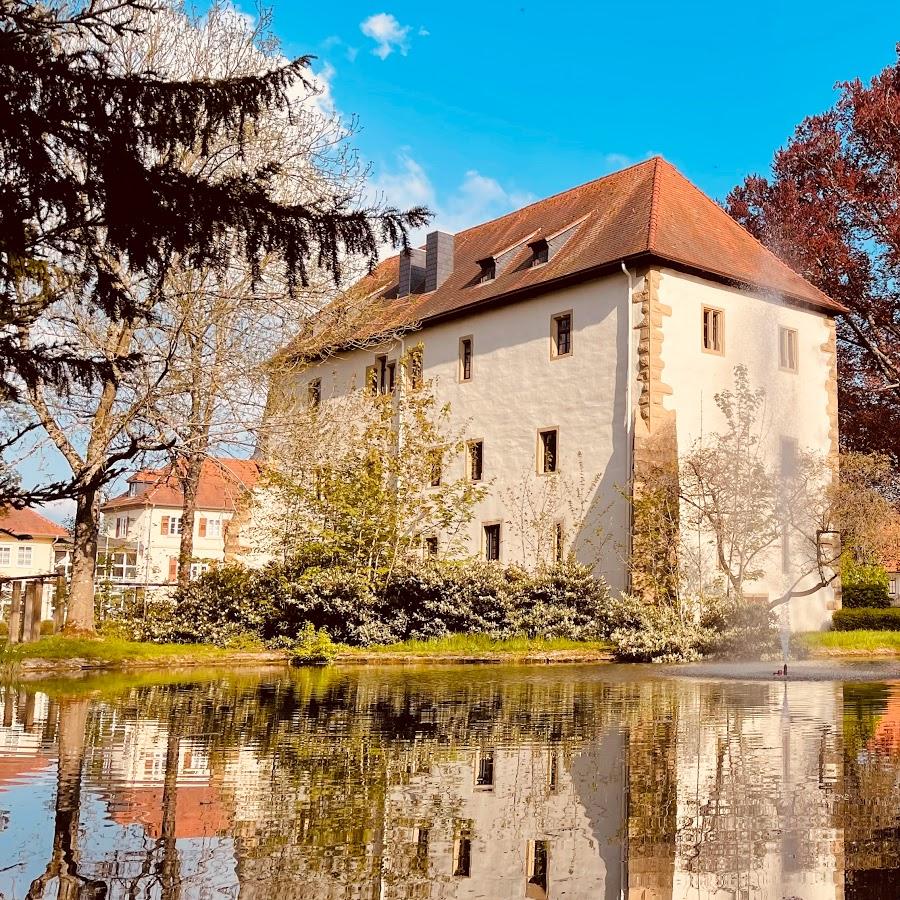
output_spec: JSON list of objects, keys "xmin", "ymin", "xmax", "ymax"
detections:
[
  {"xmin": 841, "ymin": 559, "xmax": 891, "ymax": 609},
  {"xmin": 832, "ymin": 607, "xmax": 900, "ymax": 631}
]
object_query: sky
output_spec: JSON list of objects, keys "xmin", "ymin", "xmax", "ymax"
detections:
[
  {"xmin": 24, "ymin": 0, "xmax": 900, "ymax": 522},
  {"xmin": 255, "ymin": 0, "xmax": 900, "ymax": 238}
]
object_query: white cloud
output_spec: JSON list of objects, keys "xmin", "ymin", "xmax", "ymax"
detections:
[
  {"xmin": 360, "ymin": 13, "xmax": 411, "ymax": 59},
  {"xmin": 40, "ymin": 498, "xmax": 75, "ymax": 526},
  {"xmin": 371, "ymin": 153, "xmax": 535, "ymax": 246}
]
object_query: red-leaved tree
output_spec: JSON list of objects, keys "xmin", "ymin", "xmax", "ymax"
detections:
[{"xmin": 726, "ymin": 49, "xmax": 900, "ymax": 465}]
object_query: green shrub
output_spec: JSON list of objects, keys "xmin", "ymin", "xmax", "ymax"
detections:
[
  {"xmin": 0, "ymin": 620, "xmax": 9, "ymax": 639},
  {"xmin": 601, "ymin": 593, "xmax": 777, "ymax": 662},
  {"xmin": 833, "ymin": 607, "xmax": 900, "ymax": 631},
  {"xmin": 841, "ymin": 558, "xmax": 890, "ymax": 608},
  {"xmin": 39, "ymin": 620, "xmax": 55, "ymax": 636},
  {"xmin": 290, "ymin": 623, "xmax": 337, "ymax": 666}
]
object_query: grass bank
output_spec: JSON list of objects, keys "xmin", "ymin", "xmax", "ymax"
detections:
[
  {"xmin": 5, "ymin": 635, "xmax": 285, "ymax": 673},
  {"xmin": 338, "ymin": 634, "xmax": 614, "ymax": 664},
  {"xmin": 798, "ymin": 630, "xmax": 900, "ymax": 657}
]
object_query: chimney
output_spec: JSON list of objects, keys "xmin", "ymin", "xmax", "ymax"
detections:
[
  {"xmin": 398, "ymin": 247, "xmax": 426, "ymax": 298},
  {"xmin": 425, "ymin": 230, "xmax": 454, "ymax": 293}
]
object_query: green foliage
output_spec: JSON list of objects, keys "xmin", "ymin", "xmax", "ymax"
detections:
[
  {"xmin": 599, "ymin": 594, "xmax": 778, "ymax": 663},
  {"xmin": 125, "ymin": 559, "xmax": 612, "ymax": 648},
  {"xmin": 832, "ymin": 607, "xmax": 900, "ymax": 631},
  {"xmin": 290, "ymin": 624, "xmax": 337, "ymax": 666},
  {"xmin": 841, "ymin": 557, "xmax": 891, "ymax": 608},
  {"xmin": 39, "ymin": 619, "xmax": 55, "ymax": 636}
]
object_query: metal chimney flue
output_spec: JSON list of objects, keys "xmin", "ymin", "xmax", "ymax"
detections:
[
  {"xmin": 398, "ymin": 247, "xmax": 426, "ymax": 298},
  {"xmin": 425, "ymin": 231, "xmax": 454, "ymax": 293}
]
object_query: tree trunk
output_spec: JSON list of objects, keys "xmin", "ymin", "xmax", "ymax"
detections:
[
  {"xmin": 159, "ymin": 717, "xmax": 182, "ymax": 898},
  {"xmin": 65, "ymin": 486, "xmax": 99, "ymax": 635},
  {"xmin": 176, "ymin": 451, "xmax": 205, "ymax": 590}
]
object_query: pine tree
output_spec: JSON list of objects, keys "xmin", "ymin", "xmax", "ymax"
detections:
[{"xmin": 0, "ymin": 0, "xmax": 427, "ymax": 631}]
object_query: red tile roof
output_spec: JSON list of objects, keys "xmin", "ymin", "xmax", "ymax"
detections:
[
  {"xmin": 0, "ymin": 507, "xmax": 69, "ymax": 539},
  {"xmin": 101, "ymin": 457, "xmax": 260, "ymax": 513},
  {"xmin": 284, "ymin": 157, "xmax": 843, "ymax": 358}
]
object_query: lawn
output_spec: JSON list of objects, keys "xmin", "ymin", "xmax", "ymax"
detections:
[
  {"xmin": 341, "ymin": 634, "xmax": 613, "ymax": 658},
  {"xmin": 798, "ymin": 630, "xmax": 900, "ymax": 655},
  {"xmin": 3, "ymin": 635, "xmax": 277, "ymax": 667}
]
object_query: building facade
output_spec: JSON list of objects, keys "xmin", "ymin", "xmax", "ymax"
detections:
[
  {"xmin": 278, "ymin": 157, "xmax": 843, "ymax": 630},
  {"xmin": 0, "ymin": 507, "xmax": 70, "ymax": 620},
  {"xmin": 98, "ymin": 457, "xmax": 259, "ymax": 593}
]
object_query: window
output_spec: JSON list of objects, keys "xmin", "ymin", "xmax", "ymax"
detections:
[
  {"xmin": 308, "ymin": 378, "xmax": 321, "ymax": 407},
  {"xmin": 551, "ymin": 312, "xmax": 572, "ymax": 357},
  {"xmin": 702, "ymin": 306, "xmax": 724, "ymax": 354},
  {"xmin": 168, "ymin": 556, "xmax": 178, "ymax": 582},
  {"xmin": 779, "ymin": 326, "xmax": 799, "ymax": 372},
  {"xmin": 198, "ymin": 517, "xmax": 222, "ymax": 539},
  {"xmin": 538, "ymin": 429, "xmax": 558, "ymax": 474},
  {"xmin": 459, "ymin": 336, "xmax": 473, "ymax": 382},
  {"xmin": 553, "ymin": 522, "xmax": 564, "ymax": 564},
  {"xmin": 128, "ymin": 481, "xmax": 142, "ymax": 497},
  {"xmin": 189, "ymin": 561, "xmax": 211, "ymax": 580},
  {"xmin": 407, "ymin": 345, "xmax": 424, "ymax": 390},
  {"xmin": 16, "ymin": 545, "xmax": 32, "ymax": 567},
  {"xmin": 548, "ymin": 752, "xmax": 559, "ymax": 792},
  {"xmin": 453, "ymin": 828, "xmax": 472, "ymax": 877},
  {"xmin": 428, "ymin": 448, "xmax": 443, "ymax": 486},
  {"xmin": 476, "ymin": 750, "xmax": 494, "ymax": 788},
  {"xmin": 161, "ymin": 515, "xmax": 182, "ymax": 536},
  {"xmin": 478, "ymin": 260, "xmax": 496, "ymax": 283},
  {"xmin": 413, "ymin": 826, "xmax": 429, "ymax": 873},
  {"xmin": 468, "ymin": 440, "xmax": 484, "ymax": 482},
  {"xmin": 531, "ymin": 239, "xmax": 549, "ymax": 267},
  {"xmin": 108, "ymin": 551, "xmax": 137, "ymax": 582},
  {"xmin": 115, "ymin": 515, "xmax": 129, "ymax": 538},
  {"xmin": 526, "ymin": 841, "xmax": 549, "ymax": 900},
  {"xmin": 424, "ymin": 536, "xmax": 438, "ymax": 558},
  {"xmin": 484, "ymin": 523, "xmax": 500, "ymax": 561},
  {"xmin": 0, "ymin": 546, "xmax": 10, "ymax": 566},
  {"xmin": 890, "ymin": 576, "xmax": 899, "ymax": 602}
]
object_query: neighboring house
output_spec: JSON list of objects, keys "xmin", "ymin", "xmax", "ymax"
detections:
[
  {"xmin": 279, "ymin": 157, "xmax": 843, "ymax": 630},
  {"xmin": 99, "ymin": 457, "xmax": 259, "ymax": 593},
  {"xmin": 0, "ymin": 507, "xmax": 70, "ymax": 620}
]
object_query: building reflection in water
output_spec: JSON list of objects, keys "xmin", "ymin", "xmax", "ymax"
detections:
[{"xmin": 0, "ymin": 671, "xmax": 897, "ymax": 898}]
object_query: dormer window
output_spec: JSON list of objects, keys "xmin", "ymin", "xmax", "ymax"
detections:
[
  {"xmin": 531, "ymin": 239, "xmax": 549, "ymax": 267},
  {"xmin": 478, "ymin": 259, "xmax": 496, "ymax": 283}
]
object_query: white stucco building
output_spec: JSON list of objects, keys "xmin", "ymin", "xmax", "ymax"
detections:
[
  {"xmin": 99, "ymin": 457, "xmax": 259, "ymax": 593},
  {"xmin": 0, "ymin": 507, "xmax": 70, "ymax": 620},
  {"xmin": 279, "ymin": 157, "xmax": 843, "ymax": 630}
]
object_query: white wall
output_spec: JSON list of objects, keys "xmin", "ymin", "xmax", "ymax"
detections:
[
  {"xmin": 659, "ymin": 269, "xmax": 837, "ymax": 629},
  {"xmin": 297, "ymin": 272, "xmax": 633, "ymax": 590}
]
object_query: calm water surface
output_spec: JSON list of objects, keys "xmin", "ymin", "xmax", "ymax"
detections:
[{"xmin": 0, "ymin": 663, "xmax": 898, "ymax": 899}]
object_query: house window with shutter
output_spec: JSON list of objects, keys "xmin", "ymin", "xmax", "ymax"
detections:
[
  {"xmin": 161, "ymin": 515, "xmax": 182, "ymax": 536},
  {"xmin": 702, "ymin": 307, "xmax": 724, "ymax": 354},
  {"xmin": 168, "ymin": 557, "xmax": 178, "ymax": 582},
  {"xmin": 207, "ymin": 518, "xmax": 222, "ymax": 538},
  {"xmin": 198, "ymin": 517, "xmax": 207, "ymax": 538},
  {"xmin": 115, "ymin": 516, "xmax": 130, "ymax": 538}
]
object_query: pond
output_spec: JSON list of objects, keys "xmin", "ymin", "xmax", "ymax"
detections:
[{"xmin": 0, "ymin": 663, "xmax": 898, "ymax": 899}]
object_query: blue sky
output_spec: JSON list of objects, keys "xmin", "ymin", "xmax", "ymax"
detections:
[
  {"xmin": 25, "ymin": 0, "xmax": 900, "ymax": 521},
  {"xmin": 258, "ymin": 0, "xmax": 900, "ymax": 235}
]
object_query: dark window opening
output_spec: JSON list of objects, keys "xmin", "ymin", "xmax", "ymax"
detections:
[
  {"xmin": 548, "ymin": 752, "xmax": 559, "ymax": 792},
  {"xmin": 531, "ymin": 240, "xmax": 549, "ymax": 266},
  {"xmin": 552, "ymin": 313, "xmax": 571, "ymax": 356},
  {"xmin": 454, "ymin": 831, "xmax": 472, "ymax": 877},
  {"xmin": 484, "ymin": 524, "xmax": 500, "ymax": 561},
  {"xmin": 478, "ymin": 260, "xmax": 496, "ymax": 283},
  {"xmin": 468, "ymin": 441, "xmax": 483, "ymax": 482},
  {"xmin": 526, "ymin": 840, "xmax": 549, "ymax": 900},
  {"xmin": 460, "ymin": 337, "xmax": 473, "ymax": 381},
  {"xmin": 476, "ymin": 751, "xmax": 494, "ymax": 787},
  {"xmin": 308, "ymin": 378, "xmax": 321, "ymax": 408},
  {"xmin": 414, "ymin": 826, "xmax": 429, "ymax": 872},
  {"xmin": 425, "ymin": 536, "xmax": 438, "ymax": 557},
  {"xmin": 539, "ymin": 429, "xmax": 558, "ymax": 474},
  {"xmin": 553, "ymin": 523, "xmax": 564, "ymax": 564}
]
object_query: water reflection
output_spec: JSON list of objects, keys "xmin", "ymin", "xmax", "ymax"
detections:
[{"xmin": 0, "ymin": 668, "xmax": 897, "ymax": 898}]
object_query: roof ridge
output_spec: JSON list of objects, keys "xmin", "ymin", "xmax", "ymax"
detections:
[
  {"xmin": 657, "ymin": 160, "xmax": 834, "ymax": 305},
  {"xmin": 647, "ymin": 157, "xmax": 662, "ymax": 251},
  {"xmin": 411, "ymin": 156, "xmax": 661, "ymax": 253}
]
